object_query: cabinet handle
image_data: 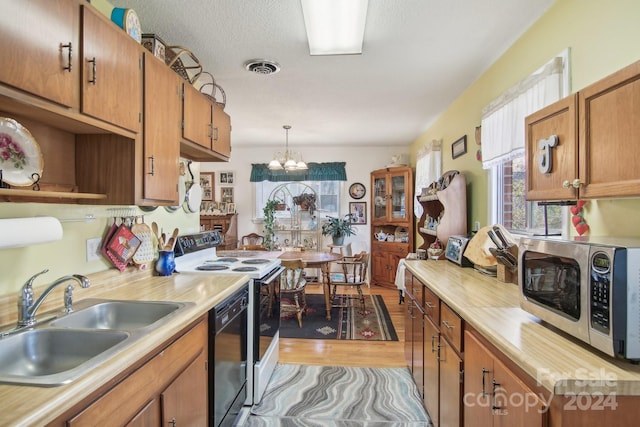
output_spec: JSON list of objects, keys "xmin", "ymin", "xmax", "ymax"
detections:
[
  {"xmin": 442, "ymin": 320, "xmax": 454, "ymax": 330},
  {"xmin": 87, "ymin": 57, "xmax": 97, "ymax": 84},
  {"xmin": 424, "ymin": 301, "xmax": 435, "ymax": 309},
  {"xmin": 562, "ymin": 178, "xmax": 582, "ymax": 189},
  {"xmin": 208, "ymin": 123, "xmax": 213, "ymax": 138},
  {"xmin": 168, "ymin": 418, "xmax": 176, "ymax": 427},
  {"xmin": 60, "ymin": 42, "xmax": 72, "ymax": 72},
  {"xmin": 491, "ymin": 379, "xmax": 501, "ymax": 413},
  {"xmin": 431, "ymin": 334, "xmax": 438, "ymax": 353},
  {"xmin": 213, "ymin": 126, "xmax": 219, "ymax": 141},
  {"xmin": 147, "ymin": 156, "xmax": 155, "ymax": 176},
  {"xmin": 481, "ymin": 368, "xmax": 490, "ymax": 397}
]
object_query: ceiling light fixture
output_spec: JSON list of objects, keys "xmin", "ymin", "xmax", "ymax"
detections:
[
  {"xmin": 301, "ymin": 0, "xmax": 369, "ymax": 56},
  {"xmin": 268, "ymin": 125, "xmax": 308, "ymax": 171}
]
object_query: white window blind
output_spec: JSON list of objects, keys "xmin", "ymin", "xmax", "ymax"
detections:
[{"xmin": 481, "ymin": 54, "xmax": 567, "ymax": 169}]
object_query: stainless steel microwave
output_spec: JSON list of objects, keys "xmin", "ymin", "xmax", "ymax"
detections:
[{"xmin": 518, "ymin": 236, "xmax": 640, "ymax": 361}]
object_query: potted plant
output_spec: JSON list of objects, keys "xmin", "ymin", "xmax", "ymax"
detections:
[
  {"xmin": 321, "ymin": 214, "xmax": 357, "ymax": 245},
  {"xmin": 263, "ymin": 199, "xmax": 281, "ymax": 250}
]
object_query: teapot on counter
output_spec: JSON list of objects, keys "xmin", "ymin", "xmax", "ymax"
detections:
[{"xmin": 374, "ymin": 232, "xmax": 387, "ymax": 241}]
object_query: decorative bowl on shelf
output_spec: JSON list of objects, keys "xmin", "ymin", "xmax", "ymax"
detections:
[{"xmin": 427, "ymin": 248, "xmax": 444, "ymax": 260}]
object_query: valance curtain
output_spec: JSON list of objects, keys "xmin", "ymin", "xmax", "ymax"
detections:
[
  {"xmin": 250, "ymin": 162, "xmax": 347, "ymax": 182},
  {"xmin": 481, "ymin": 55, "xmax": 566, "ymax": 169},
  {"xmin": 414, "ymin": 139, "xmax": 442, "ymax": 217}
]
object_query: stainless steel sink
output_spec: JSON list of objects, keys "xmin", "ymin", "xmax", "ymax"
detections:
[
  {"xmin": 0, "ymin": 299, "xmax": 193, "ymax": 386},
  {"xmin": 0, "ymin": 328, "xmax": 129, "ymax": 386},
  {"xmin": 50, "ymin": 300, "xmax": 185, "ymax": 330}
]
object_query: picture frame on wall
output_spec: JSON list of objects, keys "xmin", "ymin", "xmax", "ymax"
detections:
[
  {"xmin": 219, "ymin": 171, "xmax": 235, "ymax": 184},
  {"xmin": 221, "ymin": 186, "xmax": 234, "ymax": 204},
  {"xmin": 452, "ymin": 135, "xmax": 467, "ymax": 159},
  {"xmin": 200, "ymin": 172, "xmax": 214, "ymax": 201},
  {"xmin": 349, "ymin": 202, "xmax": 367, "ymax": 224}
]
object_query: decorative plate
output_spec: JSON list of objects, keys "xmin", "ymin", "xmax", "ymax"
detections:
[
  {"xmin": 349, "ymin": 182, "xmax": 366, "ymax": 199},
  {"xmin": 0, "ymin": 117, "xmax": 44, "ymax": 186},
  {"xmin": 374, "ymin": 196, "xmax": 385, "ymax": 207}
]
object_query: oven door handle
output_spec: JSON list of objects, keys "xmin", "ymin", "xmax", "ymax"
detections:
[{"xmin": 260, "ymin": 266, "xmax": 285, "ymax": 285}]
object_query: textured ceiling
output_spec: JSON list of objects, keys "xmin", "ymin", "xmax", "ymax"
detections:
[{"xmin": 110, "ymin": 0, "xmax": 555, "ymax": 149}]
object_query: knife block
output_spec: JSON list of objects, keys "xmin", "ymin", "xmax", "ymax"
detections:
[{"xmin": 497, "ymin": 263, "xmax": 518, "ymax": 285}]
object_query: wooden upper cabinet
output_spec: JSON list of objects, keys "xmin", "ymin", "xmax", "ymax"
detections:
[
  {"xmin": 526, "ymin": 60, "xmax": 640, "ymax": 200},
  {"xmin": 212, "ymin": 103, "xmax": 231, "ymax": 157},
  {"xmin": 81, "ymin": 5, "xmax": 141, "ymax": 132},
  {"xmin": 525, "ymin": 95, "xmax": 578, "ymax": 201},
  {"xmin": 579, "ymin": 60, "xmax": 640, "ymax": 199},
  {"xmin": 0, "ymin": 0, "xmax": 79, "ymax": 108},
  {"xmin": 183, "ymin": 83, "xmax": 213, "ymax": 149},
  {"xmin": 143, "ymin": 53, "xmax": 181, "ymax": 203}
]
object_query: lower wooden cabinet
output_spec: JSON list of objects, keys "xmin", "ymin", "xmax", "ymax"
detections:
[
  {"xmin": 464, "ymin": 330, "xmax": 546, "ymax": 427},
  {"xmin": 372, "ymin": 242, "xmax": 408, "ymax": 288},
  {"xmin": 63, "ymin": 318, "xmax": 208, "ymax": 427}
]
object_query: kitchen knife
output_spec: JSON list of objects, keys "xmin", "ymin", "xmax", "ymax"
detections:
[
  {"xmin": 487, "ymin": 229, "xmax": 503, "ymax": 249},
  {"xmin": 493, "ymin": 226, "xmax": 511, "ymax": 249}
]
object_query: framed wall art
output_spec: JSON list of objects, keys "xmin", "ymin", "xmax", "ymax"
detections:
[
  {"xmin": 451, "ymin": 135, "xmax": 467, "ymax": 159},
  {"xmin": 219, "ymin": 171, "xmax": 235, "ymax": 184},
  {"xmin": 221, "ymin": 186, "xmax": 234, "ymax": 204},
  {"xmin": 349, "ymin": 202, "xmax": 367, "ymax": 224},
  {"xmin": 200, "ymin": 172, "xmax": 214, "ymax": 201}
]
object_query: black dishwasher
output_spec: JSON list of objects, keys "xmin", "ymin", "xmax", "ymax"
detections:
[{"xmin": 209, "ymin": 284, "xmax": 249, "ymax": 427}]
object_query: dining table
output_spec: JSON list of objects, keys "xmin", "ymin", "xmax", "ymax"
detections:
[{"xmin": 278, "ymin": 250, "xmax": 343, "ymax": 320}]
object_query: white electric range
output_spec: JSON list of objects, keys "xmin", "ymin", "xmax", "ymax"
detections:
[{"xmin": 174, "ymin": 232, "xmax": 283, "ymax": 410}]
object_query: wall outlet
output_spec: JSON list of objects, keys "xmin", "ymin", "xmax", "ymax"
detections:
[{"xmin": 86, "ymin": 237, "xmax": 102, "ymax": 262}]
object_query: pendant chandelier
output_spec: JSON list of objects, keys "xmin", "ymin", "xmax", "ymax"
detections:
[{"xmin": 268, "ymin": 125, "xmax": 308, "ymax": 171}]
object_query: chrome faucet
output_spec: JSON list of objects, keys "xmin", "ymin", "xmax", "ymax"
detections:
[{"xmin": 17, "ymin": 269, "xmax": 91, "ymax": 328}]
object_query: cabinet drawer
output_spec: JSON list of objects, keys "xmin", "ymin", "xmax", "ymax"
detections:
[
  {"xmin": 440, "ymin": 302, "xmax": 462, "ymax": 352},
  {"xmin": 423, "ymin": 286, "xmax": 440, "ymax": 324}
]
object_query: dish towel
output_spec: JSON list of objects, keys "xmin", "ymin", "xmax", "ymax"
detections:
[{"xmin": 394, "ymin": 258, "xmax": 407, "ymax": 294}]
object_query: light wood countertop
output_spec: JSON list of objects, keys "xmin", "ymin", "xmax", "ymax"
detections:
[
  {"xmin": 0, "ymin": 268, "xmax": 249, "ymax": 426},
  {"xmin": 405, "ymin": 260, "xmax": 640, "ymax": 396}
]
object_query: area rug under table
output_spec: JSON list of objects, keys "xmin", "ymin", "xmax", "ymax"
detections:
[
  {"xmin": 279, "ymin": 294, "xmax": 398, "ymax": 341},
  {"xmin": 245, "ymin": 364, "xmax": 430, "ymax": 426}
]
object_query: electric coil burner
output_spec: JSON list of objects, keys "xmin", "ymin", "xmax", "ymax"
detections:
[{"xmin": 173, "ymin": 231, "xmax": 283, "ymax": 417}]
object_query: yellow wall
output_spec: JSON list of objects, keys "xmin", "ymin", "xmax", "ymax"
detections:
[{"xmin": 410, "ymin": 0, "xmax": 640, "ymax": 238}]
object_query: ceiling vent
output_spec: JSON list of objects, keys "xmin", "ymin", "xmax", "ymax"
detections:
[{"xmin": 244, "ymin": 59, "xmax": 281, "ymax": 75}]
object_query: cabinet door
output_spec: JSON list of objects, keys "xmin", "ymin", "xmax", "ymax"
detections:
[
  {"xmin": 579, "ymin": 61, "xmax": 640, "ymax": 199},
  {"xmin": 525, "ymin": 95, "xmax": 578, "ymax": 201},
  {"xmin": 493, "ymin": 357, "xmax": 546, "ymax": 427},
  {"xmin": 81, "ymin": 5, "xmax": 141, "ymax": 132},
  {"xmin": 423, "ymin": 317, "xmax": 440, "ymax": 425},
  {"xmin": 411, "ymin": 300, "xmax": 424, "ymax": 396},
  {"xmin": 372, "ymin": 250, "xmax": 389, "ymax": 285},
  {"xmin": 404, "ymin": 298, "xmax": 414, "ymax": 370},
  {"xmin": 372, "ymin": 173, "xmax": 388, "ymax": 222},
  {"xmin": 439, "ymin": 338, "xmax": 462, "ymax": 427},
  {"xmin": 464, "ymin": 331, "xmax": 494, "ymax": 427},
  {"xmin": 212, "ymin": 103, "xmax": 231, "ymax": 157},
  {"xmin": 183, "ymin": 83, "xmax": 213, "ymax": 149},
  {"xmin": 126, "ymin": 398, "xmax": 160, "ymax": 426},
  {"xmin": 389, "ymin": 170, "xmax": 410, "ymax": 222},
  {"xmin": 161, "ymin": 351, "xmax": 208, "ymax": 427},
  {"xmin": 143, "ymin": 53, "xmax": 181, "ymax": 203},
  {"xmin": 0, "ymin": 0, "xmax": 78, "ymax": 108}
]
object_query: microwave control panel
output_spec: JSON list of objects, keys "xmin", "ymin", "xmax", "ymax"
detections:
[{"xmin": 590, "ymin": 251, "xmax": 612, "ymax": 334}]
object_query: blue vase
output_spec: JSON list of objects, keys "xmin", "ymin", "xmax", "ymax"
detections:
[{"xmin": 156, "ymin": 250, "xmax": 175, "ymax": 276}]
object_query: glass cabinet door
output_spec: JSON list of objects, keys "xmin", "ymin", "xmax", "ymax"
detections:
[
  {"xmin": 373, "ymin": 175, "xmax": 387, "ymax": 221},
  {"xmin": 390, "ymin": 174, "xmax": 407, "ymax": 222}
]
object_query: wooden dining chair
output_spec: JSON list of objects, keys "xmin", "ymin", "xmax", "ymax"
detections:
[
  {"xmin": 328, "ymin": 251, "xmax": 370, "ymax": 313},
  {"xmin": 241, "ymin": 233, "xmax": 265, "ymax": 246},
  {"xmin": 279, "ymin": 259, "xmax": 308, "ymax": 328}
]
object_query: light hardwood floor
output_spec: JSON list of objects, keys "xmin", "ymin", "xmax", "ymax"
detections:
[{"xmin": 279, "ymin": 282, "xmax": 407, "ymax": 368}]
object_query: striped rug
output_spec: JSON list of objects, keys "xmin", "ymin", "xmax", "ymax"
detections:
[{"xmin": 245, "ymin": 364, "xmax": 431, "ymax": 426}]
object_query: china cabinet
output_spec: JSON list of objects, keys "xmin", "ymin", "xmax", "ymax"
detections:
[
  {"xmin": 200, "ymin": 213, "xmax": 238, "ymax": 250},
  {"xmin": 370, "ymin": 166, "xmax": 414, "ymax": 288},
  {"xmin": 525, "ymin": 59, "xmax": 640, "ymax": 200},
  {"xmin": 268, "ymin": 183, "xmax": 321, "ymax": 251},
  {"xmin": 417, "ymin": 171, "xmax": 467, "ymax": 252}
]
